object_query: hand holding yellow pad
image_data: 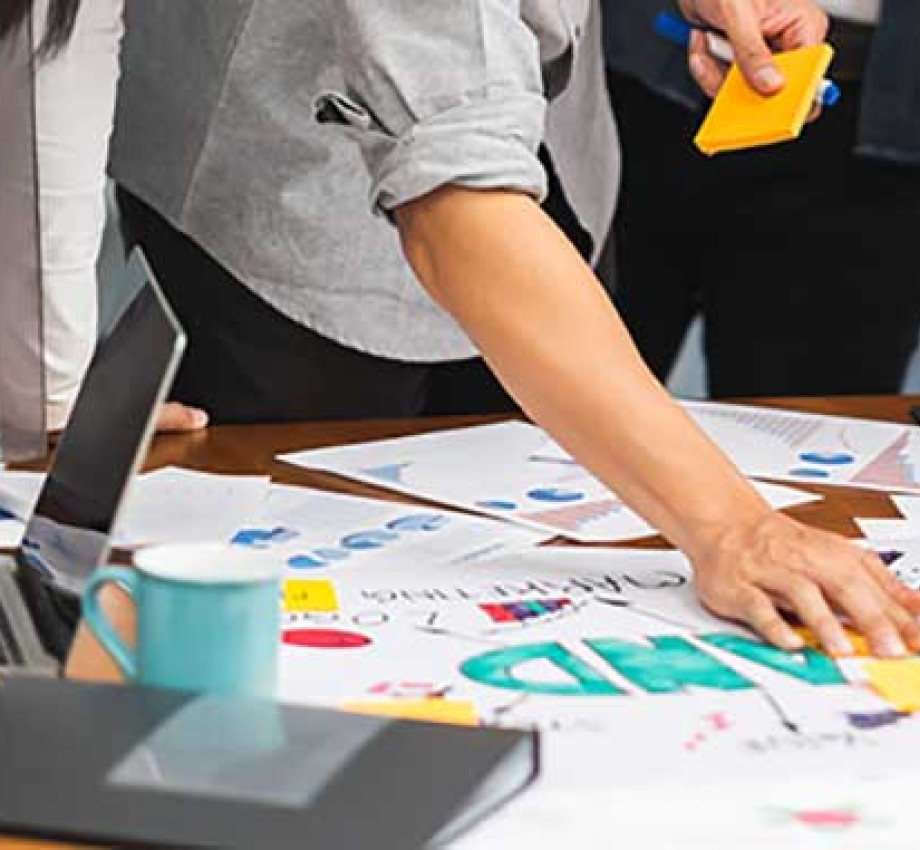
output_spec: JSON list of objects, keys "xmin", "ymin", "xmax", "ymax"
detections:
[{"xmin": 695, "ymin": 44, "xmax": 834, "ymax": 155}]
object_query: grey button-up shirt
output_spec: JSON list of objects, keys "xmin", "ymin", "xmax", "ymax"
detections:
[{"xmin": 110, "ymin": 0, "xmax": 619, "ymax": 362}]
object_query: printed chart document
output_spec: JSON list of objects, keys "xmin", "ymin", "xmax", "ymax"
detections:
[
  {"xmin": 231, "ymin": 484, "xmax": 547, "ymax": 577},
  {"xmin": 683, "ymin": 401, "xmax": 920, "ymax": 494},
  {"xmin": 278, "ymin": 422, "xmax": 819, "ymax": 543},
  {"xmin": 0, "ymin": 468, "xmax": 272, "ymax": 548},
  {"xmin": 276, "ymin": 544, "xmax": 920, "ymax": 848}
]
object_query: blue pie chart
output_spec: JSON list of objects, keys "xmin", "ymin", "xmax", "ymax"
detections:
[
  {"xmin": 387, "ymin": 514, "xmax": 450, "ymax": 532},
  {"xmin": 341, "ymin": 529, "xmax": 398, "ymax": 551},
  {"xmin": 799, "ymin": 452, "xmax": 856, "ymax": 466},
  {"xmin": 288, "ymin": 554, "xmax": 327, "ymax": 570},
  {"xmin": 527, "ymin": 488, "xmax": 585, "ymax": 503}
]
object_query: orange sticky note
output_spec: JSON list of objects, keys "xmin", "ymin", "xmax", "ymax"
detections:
[
  {"xmin": 283, "ymin": 579, "xmax": 338, "ymax": 613},
  {"xmin": 342, "ymin": 699, "xmax": 479, "ymax": 727},
  {"xmin": 794, "ymin": 626, "xmax": 871, "ymax": 657},
  {"xmin": 695, "ymin": 44, "xmax": 834, "ymax": 155},
  {"xmin": 862, "ymin": 659, "xmax": 920, "ymax": 713}
]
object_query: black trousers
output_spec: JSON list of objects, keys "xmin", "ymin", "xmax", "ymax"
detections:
[
  {"xmin": 607, "ymin": 70, "xmax": 920, "ymax": 398},
  {"xmin": 116, "ymin": 150, "xmax": 598, "ymax": 424}
]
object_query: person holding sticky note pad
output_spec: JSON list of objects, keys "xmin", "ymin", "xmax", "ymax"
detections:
[{"xmin": 604, "ymin": 1, "xmax": 920, "ymax": 400}]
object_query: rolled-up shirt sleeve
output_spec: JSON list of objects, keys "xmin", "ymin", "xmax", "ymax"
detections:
[{"xmin": 321, "ymin": 1, "xmax": 552, "ymax": 213}]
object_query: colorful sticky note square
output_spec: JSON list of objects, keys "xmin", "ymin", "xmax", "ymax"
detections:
[
  {"xmin": 283, "ymin": 579, "xmax": 338, "ymax": 613},
  {"xmin": 342, "ymin": 699, "xmax": 479, "ymax": 727},
  {"xmin": 862, "ymin": 659, "xmax": 920, "ymax": 713},
  {"xmin": 794, "ymin": 626, "xmax": 871, "ymax": 657},
  {"xmin": 695, "ymin": 44, "xmax": 834, "ymax": 155}
]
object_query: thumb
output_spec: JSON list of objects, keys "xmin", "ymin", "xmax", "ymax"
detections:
[
  {"xmin": 722, "ymin": 4, "xmax": 785, "ymax": 94},
  {"xmin": 157, "ymin": 402, "xmax": 209, "ymax": 433}
]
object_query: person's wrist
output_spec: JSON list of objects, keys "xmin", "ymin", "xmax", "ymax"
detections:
[{"xmin": 677, "ymin": 491, "xmax": 776, "ymax": 567}]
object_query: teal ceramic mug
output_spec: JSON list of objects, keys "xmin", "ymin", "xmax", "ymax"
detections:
[{"xmin": 82, "ymin": 543, "xmax": 283, "ymax": 697}]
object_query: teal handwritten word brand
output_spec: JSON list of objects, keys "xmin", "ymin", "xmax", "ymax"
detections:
[{"xmin": 460, "ymin": 634, "xmax": 846, "ymax": 697}]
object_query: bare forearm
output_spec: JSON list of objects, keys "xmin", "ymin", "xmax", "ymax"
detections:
[{"xmin": 396, "ymin": 187, "xmax": 768, "ymax": 560}]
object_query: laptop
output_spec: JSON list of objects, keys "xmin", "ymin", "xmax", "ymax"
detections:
[{"xmin": 0, "ymin": 249, "xmax": 186, "ymax": 672}]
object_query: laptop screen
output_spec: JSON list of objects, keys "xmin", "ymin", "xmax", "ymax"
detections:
[
  {"xmin": 0, "ymin": 11, "xmax": 47, "ymax": 462},
  {"xmin": 18, "ymin": 251, "xmax": 186, "ymax": 595}
]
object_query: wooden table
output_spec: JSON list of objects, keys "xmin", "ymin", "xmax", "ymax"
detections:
[{"xmin": 3, "ymin": 394, "xmax": 918, "ymax": 849}]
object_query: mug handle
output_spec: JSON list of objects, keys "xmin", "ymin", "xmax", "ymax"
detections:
[{"xmin": 81, "ymin": 567, "xmax": 140, "ymax": 681}]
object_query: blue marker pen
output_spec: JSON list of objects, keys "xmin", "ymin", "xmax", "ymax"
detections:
[{"xmin": 654, "ymin": 11, "xmax": 841, "ymax": 107}]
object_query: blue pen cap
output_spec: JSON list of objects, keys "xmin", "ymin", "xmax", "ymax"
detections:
[
  {"xmin": 654, "ymin": 11, "xmax": 693, "ymax": 48},
  {"xmin": 821, "ymin": 80, "xmax": 842, "ymax": 107}
]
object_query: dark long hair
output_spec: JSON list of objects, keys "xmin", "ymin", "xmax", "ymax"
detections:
[{"xmin": 0, "ymin": 0, "xmax": 81, "ymax": 56}]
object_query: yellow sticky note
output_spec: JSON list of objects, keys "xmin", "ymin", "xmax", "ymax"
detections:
[
  {"xmin": 695, "ymin": 44, "xmax": 834, "ymax": 155},
  {"xmin": 794, "ymin": 626, "xmax": 871, "ymax": 657},
  {"xmin": 342, "ymin": 699, "xmax": 479, "ymax": 727},
  {"xmin": 863, "ymin": 659, "xmax": 920, "ymax": 713},
  {"xmin": 283, "ymin": 579, "xmax": 338, "ymax": 613}
]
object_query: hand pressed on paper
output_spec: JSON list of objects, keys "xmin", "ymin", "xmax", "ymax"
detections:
[
  {"xmin": 679, "ymin": 0, "xmax": 828, "ymax": 97},
  {"xmin": 692, "ymin": 510, "xmax": 920, "ymax": 659}
]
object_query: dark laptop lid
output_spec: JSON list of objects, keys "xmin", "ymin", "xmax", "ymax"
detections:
[
  {"xmin": 18, "ymin": 250, "xmax": 186, "ymax": 596},
  {"xmin": 0, "ymin": 10, "xmax": 47, "ymax": 462}
]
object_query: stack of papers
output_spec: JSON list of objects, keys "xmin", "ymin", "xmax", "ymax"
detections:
[{"xmin": 278, "ymin": 420, "xmax": 821, "ymax": 543}]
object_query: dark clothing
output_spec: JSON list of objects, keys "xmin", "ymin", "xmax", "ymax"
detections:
[
  {"xmin": 116, "ymin": 188, "xmax": 519, "ymax": 424},
  {"xmin": 603, "ymin": 0, "xmax": 920, "ymax": 164},
  {"xmin": 607, "ymin": 71, "xmax": 920, "ymax": 397}
]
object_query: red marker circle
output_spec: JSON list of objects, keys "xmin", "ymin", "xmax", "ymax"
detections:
[{"xmin": 283, "ymin": 628, "xmax": 371, "ymax": 649}]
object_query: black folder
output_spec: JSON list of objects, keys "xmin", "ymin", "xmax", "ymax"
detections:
[{"xmin": 0, "ymin": 678, "xmax": 538, "ymax": 849}]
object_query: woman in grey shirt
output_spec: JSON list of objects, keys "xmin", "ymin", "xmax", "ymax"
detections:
[{"xmin": 11, "ymin": 0, "xmax": 920, "ymax": 661}]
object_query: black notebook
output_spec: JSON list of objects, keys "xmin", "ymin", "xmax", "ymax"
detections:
[{"xmin": 0, "ymin": 678, "xmax": 538, "ymax": 849}]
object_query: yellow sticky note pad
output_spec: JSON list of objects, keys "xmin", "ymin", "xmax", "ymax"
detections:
[
  {"xmin": 695, "ymin": 44, "xmax": 834, "ymax": 155},
  {"xmin": 863, "ymin": 659, "xmax": 920, "ymax": 713},
  {"xmin": 794, "ymin": 626, "xmax": 871, "ymax": 657},
  {"xmin": 283, "ymin": 579, "xmax": 338, "ymax": 613},
  {"xmin": 342, "ymin": 699, "xmax": 479, "ymax": 727}
]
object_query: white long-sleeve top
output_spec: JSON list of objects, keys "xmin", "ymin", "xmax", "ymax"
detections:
[{"xmin": 34, "ymin": 0, "xmax": 123, "ymax": 430}]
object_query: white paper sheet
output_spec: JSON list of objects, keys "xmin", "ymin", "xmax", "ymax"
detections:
[
  {"xmin": 0, "ymin": 470, "xmax": 43, "ymax": 519},
  {"xmin": 232, "ymin": 484, "xmax": 548, "ymax": 577},
  {"xmin": 278, "ymin": 547, "xmax": 920, "ymax": 800},
  {"xmin": 0, "ymin": 515, "xmax": 23, "ymax": 548},
  {"xmin": 682, "ymin": 401, "xmax": 920, "ymax": 494},
  {"xmin": 114, "ymin": 467, "xmax": 272, "ymax": 547},
  {"xmin": 278, "ymin": 422, "xmax": 819, "ymax": 543},
  {"xmin": 455, "ymin": 779, "xmax": 920, "ymax": 849},
  {"xmin": 0, "ymin": 467, "xmax": 272, "ymax": 548},
  {"xmin": 856, "ymin": 517, "xmax": 920, "ymax": 542}
]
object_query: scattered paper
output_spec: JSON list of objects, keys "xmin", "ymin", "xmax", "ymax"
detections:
[
  {"xmin": 0, "ymin": 470, "xmax": 43, "ymax": 520},
  {"xmin": 856, "ymin": 517, "xmax": 920, "ymax": 541},
  {"xmin": 683, "ymin": 401, "xmax": 920, "ymax": 494},
  {"xmin": 278, "ymin": 422, "xmax": 820, "ymax": 543},
  {"xmin": 114, "ymin": 467, "xmax": 272, "ymax": 547},
  {"xmin": 0, "ymin": 467, "xmax": 272, "ymax": 548},
  {"xmin": 231, "ymin": 484, "xmax": 547, "ymax": 585},
  {"xmin": 278, "ymin": 546, "xmax": 920, "ymax": 798},
  {"xmin": 0, "ymin": 514, "xmax": 23, "ymax": 548},
  {"xmin": 456, "ymin": 779, "xmax": 920, "ymax": 850}
]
